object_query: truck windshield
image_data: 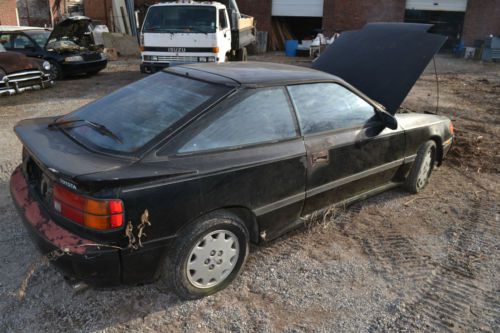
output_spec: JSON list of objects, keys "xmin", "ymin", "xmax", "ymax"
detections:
[
  {"xmin": 143, "ymin": 6, "xmax": 216, "ymax": 33},
  {"xmin": 60, "ymin": 72, "xmax": 230, "ymax": 154}
]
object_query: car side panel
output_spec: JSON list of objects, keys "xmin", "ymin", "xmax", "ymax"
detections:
[
  {"xmin": 396, "ymin": 113, "xmax": 452, "ymax": 161},
  {"xmin": 302, "ymin": 123, "xmax": 406, "ymax": 215},
  {"xmin": 118, "ymin": 138, "xmax": 306, "ymax": 242}
]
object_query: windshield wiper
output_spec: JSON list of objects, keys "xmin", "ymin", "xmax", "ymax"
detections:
[{"xmin": 49, "ymin": 118, "xmax": 123, "ymax": 144}]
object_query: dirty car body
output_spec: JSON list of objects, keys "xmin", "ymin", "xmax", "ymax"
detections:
[
  {"xmin": 0, "ymin": 17, "xmax": 107, "ymax": 80},
  {"xmin": 0, "ymin": 43, "xmax": 53, "ymax": 96},
  {"xmin": 10, "ymin": 24, "xmax": 453, "ymax": 290}
]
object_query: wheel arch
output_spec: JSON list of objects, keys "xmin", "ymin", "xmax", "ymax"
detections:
[
  {"xmin": 429, "ymin": 135, "xmax": 443, "ymax": 166},
  {"xmin": 179, "ymin": 206, "xmax": 260, "ymax": 244}
]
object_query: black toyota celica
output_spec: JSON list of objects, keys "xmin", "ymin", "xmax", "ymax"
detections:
[{"xmin": 10, "ymin": 23, "xmax": 454, "ymax": 299}]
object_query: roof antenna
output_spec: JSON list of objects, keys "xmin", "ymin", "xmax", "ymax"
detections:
[{"xmin": 433, "ymin": 56, "xmax": 439, "ymax": 115}]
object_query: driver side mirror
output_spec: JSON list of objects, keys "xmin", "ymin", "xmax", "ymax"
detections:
[{"xmin": 377, "ymin": 110, "xmax": 398, "ymax": 130}]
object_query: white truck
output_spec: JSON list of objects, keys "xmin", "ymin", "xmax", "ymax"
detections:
[{"xmin": 139, "ymin": 0, "xmax": 256, "ymax": 73}]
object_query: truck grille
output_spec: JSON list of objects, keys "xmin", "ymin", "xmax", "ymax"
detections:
[{"xmin": 146, "ymin": 55, "xmax": 200, "ymax": 63}]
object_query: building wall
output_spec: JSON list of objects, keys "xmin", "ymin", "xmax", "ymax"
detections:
[
  {"xmin": 83, "ymin": 0, "xmax": 111, "ymax": 26},
  {"xmin": 322, "ymin": 0, "xmax": 405, "ymax": 35},
  {"xmin": 462, "ymin": 0, "xmax": 500, "ymax": 46},
  {"xmin": 16, "ymin": 0, "xmax": 52, "ymax": 27},
  {"xmin": 235, "ymin": 0, "xmax": 273, "ymax": 32},
  {"xmin": 0, "ymin": 0, "xmax": 19, "ymax": 25}
]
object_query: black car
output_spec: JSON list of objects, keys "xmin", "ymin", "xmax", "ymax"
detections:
[
  {"xmin": 10, "ymin": 24, "xmax": 454, "ymax": 299},
  {"xmin": 0, "ymin": 17, "xmax": 107, "ymax": 80}
]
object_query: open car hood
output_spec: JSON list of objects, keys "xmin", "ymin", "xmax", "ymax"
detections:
[
  {"xmin": 46, "ymin": 16, "xmax": 94, "ymax": 49},
  {"xmin": 313, "ymin": 23, "xmax": 447, "ymax": 115}
]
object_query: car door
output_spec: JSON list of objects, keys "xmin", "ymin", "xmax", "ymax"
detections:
[
  {"xmin": 158, "ymin": 87, "xmax": 307, "ymax": 240},
  {"xmin": 217, "ymin": 8, "xmax": 231, "ymax": 61},
  {"xmin": 287, "ymin": 82, "xmax": 406, "ymax": 215}
]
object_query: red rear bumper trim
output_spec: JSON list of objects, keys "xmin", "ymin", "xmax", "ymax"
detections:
[{"xmin": 10, "ymin": 166, "xmax": 94, "ymax": 255}]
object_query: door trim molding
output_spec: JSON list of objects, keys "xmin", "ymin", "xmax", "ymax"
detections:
[{"xmin": 254, "ymin": 158, "xmax": 405, "ymax": 216}]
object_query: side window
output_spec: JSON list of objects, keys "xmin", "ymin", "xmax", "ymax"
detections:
[
  {"xmin": 218, "ymin": 9, "xmax": 228, "ymax": 30},
  {"xmin": 12, "ymin": 34, "xmax": 34, "ymax": 49},
  {"xmin": 288, "ymin": 83, "xmax": 376, "ymax": 135},
  {"xmin": 0, "ymin": 34, "xmax": 13, "ymax": 49},
  {"xmin": 179, "ymin": 88, "xmax": 297, "ymax": 153}
]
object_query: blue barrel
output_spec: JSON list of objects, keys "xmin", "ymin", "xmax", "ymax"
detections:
[{"xmin": 285, "ymin": 40, "xmax": 299, "ymax": 57}]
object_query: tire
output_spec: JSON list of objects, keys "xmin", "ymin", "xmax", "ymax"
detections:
[
  {"xmin": 48, "ymin": 60, "xmax": 63, "ymax": 80},
  {"xmin": 404, "ymin": 140, "xmax": 436, "ymax": 194},
  {"xmin": 236, "ymin": 47, "xmax": 248, "ymax": 61},
  {"xmin": 165, "ymin": 211, "xmax": 249, "ymax": 300}
]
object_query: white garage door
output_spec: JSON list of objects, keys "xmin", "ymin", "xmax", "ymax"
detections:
[
  {"xmin": 406, "ymin": 0, "xmax": 468, "ymax": 12},
  {"xmin": 272, "ymin": 0, "xmax": 324, "ymax": 17}
]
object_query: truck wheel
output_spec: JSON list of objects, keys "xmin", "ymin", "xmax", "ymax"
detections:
[
  {"xmin": 163, "ymin": 211, "xmax": 249, "ymax": 300},
  {"xmin": 236, "ymin": 47, "xmax": 248, "ymax": 61},
  {"xmin": 404, "ymin": 140, "xmax": 436, "ymax": 194}
]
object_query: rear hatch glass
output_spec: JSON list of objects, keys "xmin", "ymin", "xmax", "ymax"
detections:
[{"xmin": 59, "ymin": 72, "xmax": 230, "ymax": 154}]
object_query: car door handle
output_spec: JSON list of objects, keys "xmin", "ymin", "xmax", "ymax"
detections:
[{"xmin": 311, "ymin": 151, "xmax": 329, "ymax": 164}]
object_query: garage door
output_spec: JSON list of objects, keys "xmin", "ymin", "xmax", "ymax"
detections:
[
  {"xmin": 272, "ymin": 0, "xmax": 324, "ymax": 17},
  {"xmin": 406, "ymin": 0, "xmax": 468, "ymax": 12}
]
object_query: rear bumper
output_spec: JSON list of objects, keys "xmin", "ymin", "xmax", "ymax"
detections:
[
  {"xmin": 61, "ymin": 59, "xmax": 108, "ymax": 75},
  {"xmin": 9, "ymin": 167, "xmax": 121, "ymax": 286},
  {"xmin": 0, "ymin": 71, "xmax": 54, "ymax": 96}
]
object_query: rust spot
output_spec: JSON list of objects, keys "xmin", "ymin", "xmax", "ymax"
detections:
[{"xmin": 10, "ymin": 168, "xmax": 94, "ymax": 255}]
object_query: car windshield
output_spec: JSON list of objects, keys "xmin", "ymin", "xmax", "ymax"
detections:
[
  {"xmin": 25, "ymin": 30, "xmax": 51, "ymax": 47},
  {"xmin": 143, "ymin": 6, "xmax": 216, "ymax": 33},
  {"xmin": 62, "ymin": 72, "xmax": 231, "ymax": 154}
]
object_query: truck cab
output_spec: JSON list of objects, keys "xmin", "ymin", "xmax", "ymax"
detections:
[{"xmin": 140, "ymin": 0, "xmax": 255, "ymax": 73}]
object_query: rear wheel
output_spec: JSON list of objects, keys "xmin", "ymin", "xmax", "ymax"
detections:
[
  {"xmin": 236, "ymin": 47, "xmax": 248, "ymax": 61},
  {"xmin": 164, "ymin": 212, "xmax": 249, "ymax": 299},
  {"xmin": 404, "ymin": 140, "xmax": 436, "ymax": 194}
]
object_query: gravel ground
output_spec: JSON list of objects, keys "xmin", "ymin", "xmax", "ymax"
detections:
[{"xmin": 0, "ymin": 55, "xmax": 498, "ymax": 332}]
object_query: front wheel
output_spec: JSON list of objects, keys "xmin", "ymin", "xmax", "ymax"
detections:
[
  {"xmin": 48, "ymin": 60, "xmax": 63, "ymax": 80},
  {"xmin": 404, "ymin": 140, "xmax": 436, "ymax": 194},
  {"xmin": 165, "ymin": 212, "xmax": 249, "ymax": 299}
]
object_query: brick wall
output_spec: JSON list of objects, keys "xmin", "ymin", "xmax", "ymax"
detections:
[
  {"xmin": 0, "ymin": 0, "xmax": 19, "ymax": 26},
  {"xmin": 237, "ymin": 0, "xmax": 273, "ymax": 32},
  {"xmin": 84, "ymin": 0, "xmax": 111, "ymax": 26},
  {"xmin": 17, "ymin": 0, "xmax": 51, "ymax": 27},
  {"xmin": 462, "ymin": 0, "xmax": 500, "ymax": 46},
  {"xmin": 322, "ymin": 0, "xmax": 405, "ymax": 35}
]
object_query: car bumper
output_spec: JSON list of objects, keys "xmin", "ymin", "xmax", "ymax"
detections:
[
  {"xmin": 0, "ymin": 71, "xmax": 54, "ymax": 96},
  {"xmin": 443, "ymin": 136, "xmax": 453, "ymax": 157},
  {"xmin": 61, "ymin": 59, "xmax": 108, "ymax": 75},
  {"xmin": 9, "ymin": 166, "xmax": 121, "ymax": 286}
]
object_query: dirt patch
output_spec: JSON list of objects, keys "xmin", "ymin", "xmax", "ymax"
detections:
[{"xmin": 0, "ymin": 55, "xmax": 499, "ymax": 332}]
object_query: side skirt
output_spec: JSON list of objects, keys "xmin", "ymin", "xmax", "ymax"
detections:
[{"xmin": 259, "ymin": 181, "xmax": 402, "ymax": 243}]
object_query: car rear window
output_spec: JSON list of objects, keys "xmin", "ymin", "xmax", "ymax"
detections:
[{"xmin": 62, "ymin": 72, "xmax": 230, "ymax": 154}]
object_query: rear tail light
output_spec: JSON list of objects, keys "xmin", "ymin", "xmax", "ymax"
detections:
[
  {"xmin": 53, "ymin": 184, "xmax": 124, "ymax": 230},
  {"xmin": 449, "ymin": 121, "xmax": 454, "ymax": 136}
]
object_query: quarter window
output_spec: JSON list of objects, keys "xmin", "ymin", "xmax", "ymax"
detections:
[
  {"xmin": 288, "ymin": 83, "xmax": 375, "ymax": 135},
  {"xmin": 179, "ymin": 88, "xmax": 297, "ymax": 153}
]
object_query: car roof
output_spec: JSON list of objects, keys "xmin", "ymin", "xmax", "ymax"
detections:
[{"xmin": 168, "ymin": 62, "xmax": 340, "ymax": 87}]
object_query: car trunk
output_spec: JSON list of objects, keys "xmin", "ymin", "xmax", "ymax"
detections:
[{"xmin": 15, "ymin": 117, "xmax": 134, "ymax": 194}]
